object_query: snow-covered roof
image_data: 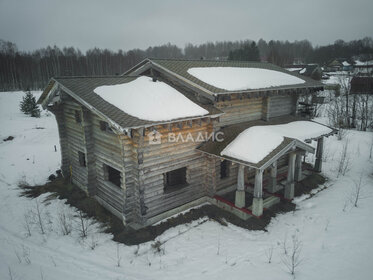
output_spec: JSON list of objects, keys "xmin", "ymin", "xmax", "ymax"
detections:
[
  {"xmin": 38, "ymin": 75, "xmax": 221, "ymax": 131},
  {"xmin": 187, "ymin": 67, "xmax": 305, "ymax": 91},
  {"xmin": 94, "ymin": 76, "xmax": 209, "ymax": 122},
  {"xmin": 123, "ymin": 59, "xmax": 325, "ymax": 98},
  {"xmin": 221, "ymin": 121, "xmax": 333, "ymax": 164},
  {"xmin": 342, "ymin": 61, "xmax": 350, "ymax": 66},
  {"xmin": 354, "ymin": 60, "xmax": 373, "ymax": 66}
]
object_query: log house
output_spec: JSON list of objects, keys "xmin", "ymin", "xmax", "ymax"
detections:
[{"xmin": 38, "ymin": 59, "xmax": 336, "ymax": 228}]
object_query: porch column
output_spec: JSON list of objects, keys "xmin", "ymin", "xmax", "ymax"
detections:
[
  {"xmin": 252, "ymin": 169, "xmax": 264, "ymax": 216},
  {"xmin": 294, "ymin": 153, "xmax": 303, "ymax": 182},
  {"xmin": 284, "ymin": 152, "xmax": 296, "ymax": 199},
  {"xmin": 235, "ymin": 164, "xmax": 245, "ymax": 208},
  {"xmin": 314, "ymin": 137, "xmax": 324, "ymax": 172},
  {"xmin": 267, "ymin": 161, "xmax": 277, "ymax": 193}
]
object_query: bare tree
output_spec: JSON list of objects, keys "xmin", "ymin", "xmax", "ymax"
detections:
[
  {"xmin": 327, "ymin": 94, "xmax": 347, "ymax": 130},
  {"xmin": 338, "ymin": 74, "xmax": 352, "ymax": 127},
  {"xmin": 14, "ymin": 248, "xmax": 22, "ymax": 264},
  {"xmin": 337, "ymin": 140, "xmax": 351, "ymax": 177},
  {"xmin": 75, "ymin": 210, "xmax": 93, "ymax": 239},
  {"xmin": 265, "ymin": 244, "xmax": 274, "ymax": 264},
  {"xmin": 282, "ymin": 235, "xmax": 288, "ymax": 256},
  {"xmin": 352, "ymin": 175, "xmax": 364, "ymax": 207},
  {"xmin": 88, "ymin": 234, "xmax": 99, "ymax": 250},
  {"xmin": 337, "ymin": 128, "xmax": 348, "ymax": 141},
  {"xmin": 23, "ymin": 212, "xmax": 32, "ymax": 237},
  {"xmin": 57, "ymin": 206, "xmax": 73, "ymax": 236},
  {"xmin": 8, "ymin": 266, "xmax": 14, "ymax": 280},
  {"xmin": 34, "ymin": 199, "xmax": 45, "ymax": 235},
  {"xmin": 281, "ymin": 235, "xmax": 303, "ymax": 275},
  {"xmin": 22, "ymin": 245, "xmax": 31, "ymax": 265},
  {"xmin": 14, "ymin": 245, "xmax": 31, "ymax": 265}
]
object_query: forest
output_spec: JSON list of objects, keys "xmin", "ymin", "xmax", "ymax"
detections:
[{"xmin": 1, "ymin": 37, "xmax": 373, "ymax": 91}]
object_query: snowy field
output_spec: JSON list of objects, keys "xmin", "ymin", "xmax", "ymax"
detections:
[{"xmin": 0, "ymin": 91, "xmax": 373, "ymax": 280}]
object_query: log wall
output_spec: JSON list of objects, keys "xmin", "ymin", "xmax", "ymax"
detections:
[
  {"xmin": 62, "ymin": 98, "xmax": 89, "ymax": 192},
  {"xmin": 138, "ymin": 120, "xmax": 214, "ymax": 220},
  {"xmin": 56, "ymin": 95, "xmax": 131, "ymax": 219},
  {"xmin": 268, "ymin": 96, "xmax": 294, "ymax": 118},
  {"xmin": 216, "ymin": 96, "xmax": 263, "ymax": 126},
  {"xmin": 215, "ymin": 159, "xmax": 239, "ymax": 191},
  {"xmin": 91, "ymin": 115, "xmax": 127, "ymax": 215}
]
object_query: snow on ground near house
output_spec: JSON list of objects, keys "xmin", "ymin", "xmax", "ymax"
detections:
[
  {"xmin": 354, "ymin": 60, "xmax": 373, "ymax": 66},
  {"xmin": 323, "ymin": 72, "xmax": 351, "ymax": 86},
  {"xmin": 1, "ymin": 91, "xmax": 373, "ymax": 280},
  {"xmin": 0, "ymin": 91, "xmax": 60, "ymax": 185},
  {"xmin": 187, "ymin": 67, "xmax": 305, "ymax": 91},
  {"xmin": 221, "ymin": 121, "xmax": 332, "ymax": 164},
  {"xmin": 94, "ymin": 76, "xmax": 208, "ymax": 122},
  {"xmin": 286, "ymin": 67, "xmax": 302, "ymax": 72}
]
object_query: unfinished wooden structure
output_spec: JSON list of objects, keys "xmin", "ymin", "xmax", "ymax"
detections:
[{"xmin": 38, "ymin": 58, "xmax": 334, "ymax": 228}]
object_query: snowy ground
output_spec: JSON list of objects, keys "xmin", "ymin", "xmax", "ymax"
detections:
[{"xmin": 0, "ymin": 91, "xmax": 373, "ymax": 280}]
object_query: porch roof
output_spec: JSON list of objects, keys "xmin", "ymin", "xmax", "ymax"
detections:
[{"xmin": 197, "ymin": 116, "xmax": 336, "ymax": 170}]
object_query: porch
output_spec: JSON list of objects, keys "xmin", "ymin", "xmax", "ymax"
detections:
[
  {"xmin": 198, "ymin": 117, "xmax": 336, "ymax": 220},
  {"xmin": 211, "ymin": 161, "xmax": 316, "ymax": 220}
]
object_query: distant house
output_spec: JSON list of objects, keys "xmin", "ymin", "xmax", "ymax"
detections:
[
  {"xmin": 38, "ymin": 59, "xmax": 335, "ymax": 229},
  {"xmin": 353, "ymin": 60, "xmax": 373, "ymax": 76},
  {"xmin": 326, "ymin": 58, "xmax": 353, "ymax": 72},
  {"xmin": 285, "ymin": 64, "xmax": 323, "ymax": 80}
]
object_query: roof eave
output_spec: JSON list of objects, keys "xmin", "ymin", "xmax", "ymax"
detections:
[
  {"xmin": 45, "ymin": 79, "xmax": 223, "ymax": 134},
  {"xmin": 122, "ymin": 112, "xmax": 224, "ymax": 131},
  {"xmin": 213, "ymin": 84, "xmax": 325, "ymax": 96}
]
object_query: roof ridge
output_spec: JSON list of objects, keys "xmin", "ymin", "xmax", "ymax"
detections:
[
  {"xmin": 148, "ymin": 57, "xmax": 271, "ymax": 64},
  {"xmin": 53, "ymin": 75, "xmax": 134, "ymax": 79}
]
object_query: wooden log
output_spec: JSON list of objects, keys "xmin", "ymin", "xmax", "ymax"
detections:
[{"xmin": 314, "ymin": 137, "xmax": 324, "ymax": 172}]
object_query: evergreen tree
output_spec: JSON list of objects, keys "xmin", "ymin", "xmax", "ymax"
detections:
[{"xmin": 20, "ymin": 90, "xmax": 40, "ymax": 117}]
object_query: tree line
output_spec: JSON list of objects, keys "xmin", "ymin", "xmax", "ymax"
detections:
[{"xmin": 1, "ymin": 37, "xmax": 373, "ymax": 91}]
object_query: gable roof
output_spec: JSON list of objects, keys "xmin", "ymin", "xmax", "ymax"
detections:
[
  {"xmin": 124, "ymin": 58, "xmax": 324, "ymax": 96},
  {"xmin": 38, "ymin": 76, "xmax": 222, "ymax": 131},
  {"xmin": 197, "ymin": 116, "xmax": 336, "ymax": 170}
]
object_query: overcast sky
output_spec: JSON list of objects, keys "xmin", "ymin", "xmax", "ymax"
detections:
[{"xmin": 0, "ymin": 0, "xmax": 372, "ymax": 52}]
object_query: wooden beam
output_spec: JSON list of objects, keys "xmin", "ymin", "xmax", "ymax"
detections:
[
  {"xmin": 285, "ymin": 152, "xmax": 296, "ymax": 199},
  {"xmin": 314, "ymin": 137, "xmax": 324, "ymax": 172},
  {"xmin": 235, "ymin": 164, "xmax": 245, "ymax": 208},
  {"xmin": 267, "ymin": 161, "xmax": 277, "ymax": 193},
  {"xmin": 295, "ymin": 153, "xmax": 303, "ymax": 182},
  {"xmin": 237, "ymin": 164, "xmax": 245, "ymax": 191},
  {"xmin": 252, "ymin": 169, "xmax": 263, "ymax": 216}
]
